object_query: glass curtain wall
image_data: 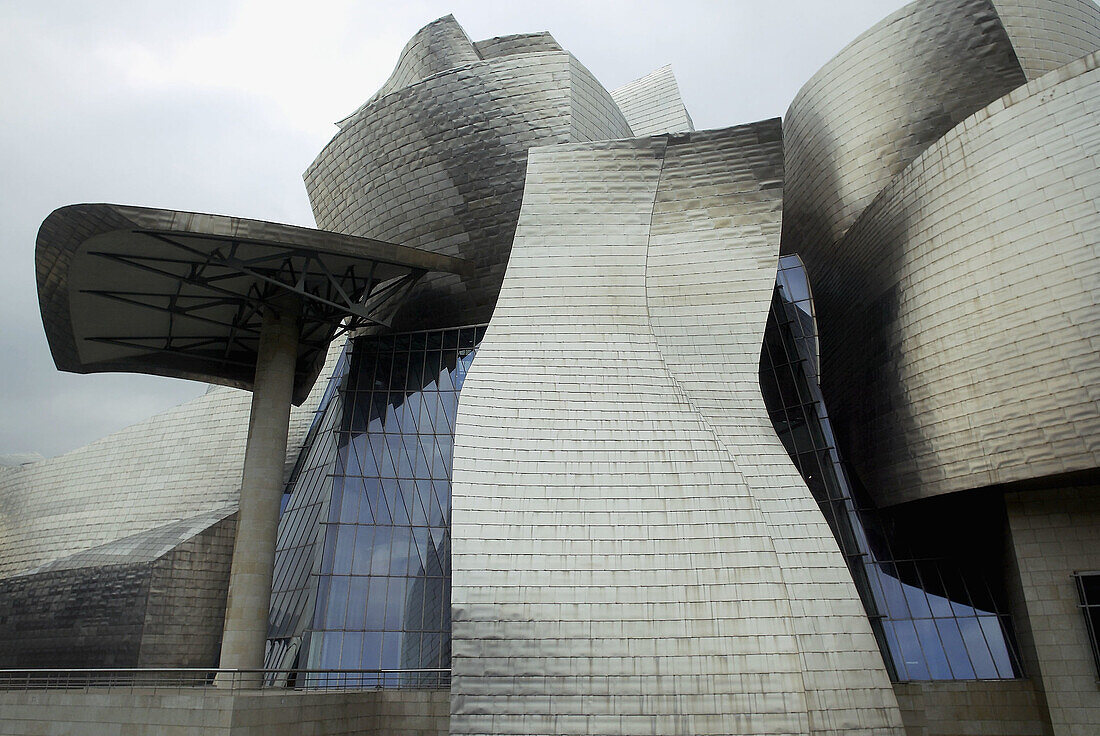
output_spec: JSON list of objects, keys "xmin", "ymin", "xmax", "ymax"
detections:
[
  {"xmin": 760, "ymin": 255, "xmax": 1022, "ymax": 681},
  {"xmin": 267, "ymin": 325, "xmax": 485, "ymax": 685}
]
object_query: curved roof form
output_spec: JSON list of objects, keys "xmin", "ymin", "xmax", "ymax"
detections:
[
  {"xmin": 993, "ymin": 0, "xmax": 1100, "ymax": 78},
  {"xmin": 817, "ymin": 51, "xmax": 1100, "ymax": 505},
  {"xmin": 610, "ymin": 65, "xmax": 694, "ymax": 136},
  {"xmin": 306, "ymin": 15, "xmax": 632, "ymax": 331},
  {"xmin": 360, "ymin": 15, "xmax": 482, "ymax": 110},
  {"xmin": 781, "ymin": 0, "xmax": 1027, "ymax": 261},
  {"xmin": 37, "ymin": 204, "xmax": 470, "ymax": 403},
  {"xmin": 782, "ymin": 0, "xmax": 1100, "ymax": 263}
]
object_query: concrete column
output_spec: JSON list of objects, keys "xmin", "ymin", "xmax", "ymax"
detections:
[{"xmin": 217, "ymin": 294, "xmax": 300, "ymax": 687}]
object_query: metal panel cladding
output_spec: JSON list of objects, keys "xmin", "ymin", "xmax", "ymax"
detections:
[
  {"xmin": 815, "ymin": 53, "xmax": 1100, "ymax": 505},
  {"xmin": 782, "ymin": 0, "xmax": 1026, "ymax": 264},
  {"xmin": 449, "ymin": 125, "xmax": 903, "ymax": 736},
  {"xmin": 304, "ymin": 16, "xmax": 632, "ymax": 334}
]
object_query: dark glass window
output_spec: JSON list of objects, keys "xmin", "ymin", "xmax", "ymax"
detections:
[
  {"xmin": 760, "ymin": 254, "xmax": 1022, "ymax": 682},
  {"xmin": 266, "ymin": 325, "xmax": 484, "ymax": 687},
  {"xmin": 1074, "ymin": 572, "xmax": 1100, "ymax": 678}
]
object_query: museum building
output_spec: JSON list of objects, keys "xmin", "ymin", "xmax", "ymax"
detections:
[{"xmin": 1, "ymin": 1, "xmax": 1099, "ymax": 734}]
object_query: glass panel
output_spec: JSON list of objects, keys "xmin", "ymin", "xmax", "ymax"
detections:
[
  {"xmin": 351, "ymin": 526, "xmax": 374, "ymax": 575},
  {"xmin": 980, "ymin": 615, "xmax": 1016, "ymax": 679},
  {"xmin": 958, "ymin": 617, "xmax": 998, "ymax": 678},
  {"xmin": 758, "ymin": 257, "xmax": 1023, "ymax": 682},
  {"xmin": 324, "ymin": 577, "xmax": 349, "ymax": 629},
  {"xmin": 935, "ymin": 617, "xmax": 976, "ymax": 679},
  {"xmin": 345, "ymin": 577, "xmax": 369, "ymax": 630},
  {"xmin": 364, "ymin": 577, "xmax": 387, "ymax": 630},
  {"xmin": 331, "ymin": 525, "xmax": 355, "ymax": 575},
  {"xmin": 385, "ymin": 577, "xmax": 409, "ymax": 630},
  {"xmin": 892, "ymin": 619, "xmax": 930, "ymax": 680},
  {"xmin": 914, "ymin": 618, "xmax": 951, "ymax": 679}
]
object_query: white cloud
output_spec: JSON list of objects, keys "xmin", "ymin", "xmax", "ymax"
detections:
[{"xmin": 0, "ymin": 0, "xmax": 909, "ymax": 456}]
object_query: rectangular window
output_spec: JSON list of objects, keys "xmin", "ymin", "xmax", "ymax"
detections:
[{"xmin": 1073, "ymin": 571, "xmax": 1100, "ymax": 679}]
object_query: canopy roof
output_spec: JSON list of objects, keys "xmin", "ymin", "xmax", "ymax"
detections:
[{"xmin": 37, "ymin": 204, "xmax": 472, "ymax": 403}]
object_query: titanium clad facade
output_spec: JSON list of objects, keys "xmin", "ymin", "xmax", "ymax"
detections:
[
  {"xmin": 473, "ymin": 33, "xmax": 564, "ymax": 60},
  {"xmin": 363, "ymin": 16, "xmax": 483, "ymax": 107},
  {"xmin": 781, "ymin": 0, "xmax": 1027, "ymax": 263},
  {"xmin": 0, "ymin": 342, "xmax": 340, "ymax": 579},
  {"xmin": 817, "ymin": 52, "xmax": 1100, "ymax": 506},
  {"xmin": 783, "ymin": 0, "xmax": 1100, "ymax": 267},
  {"xmin": 5, "ymin": 4, "xmax": 1100, "ymax": 736},
  {"xmin": 0, "ymin": 509, "xmax": 235, "ymax": 668},
  {"xmin": 449, "ymin": 126, "xmax": 902, "ymax": 735},
  {"xmin": 992, "ymin": 0, "xmax": 1100, "ymax": 79},
  {"xmin": 610, "ymin": 65, "xmax": 695, "ymax": 136},
  {"xmin": 304, "ymin": 19, "xmax": 631, "ymax": 333},
  {"xmin": 760, "ymin": 257, "xmax": 1022, "ymax": 683},
  {"xmin": 0, "ymin": 387, "xmax": 266, "ymax": 577}
]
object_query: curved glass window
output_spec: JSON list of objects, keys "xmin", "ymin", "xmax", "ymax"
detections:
[
  {"xmin": 268, "ymin": 325, "xmax": 484, "ymax": 685},
  {"xmin": 760, "ymin": 255, "xmax": 1022, "ymax": 681}
]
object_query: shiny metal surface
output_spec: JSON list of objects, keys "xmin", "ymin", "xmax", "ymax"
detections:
[
  {"xmin": 610, "ymin": 64, "xmax": 694, "ymax": 136},
  {"xmin": 992, "ymin": 0, "xmax": 1100, "ymax": 79},
  {"xmin": 783, "ymin": 0, "xmax": 1100, "ymax": 265},
  {"xmin": 35, "ymin": 203, "xmax": 468, "ymax": 403},
  {"xmin": 450, "ymin": 125, "xmax": 902, "ymax": 735},
  {"xmin": 782, "ymin": 0, "xmax": 1026, "ymax": 264},
  {"xmin": 304, "ymin": 16, "xmax": 632, "ymax": 333},
  {"xmin": 815, "ymin": 52, "xmax": 1100, "ymax": 505},
  {"xmin": 0, "ymin": 343, "xmax": 342, "ymax": 579},
  {"xmin": 0, "ymin": 513, "xmax": 235, "ymax": 669}
]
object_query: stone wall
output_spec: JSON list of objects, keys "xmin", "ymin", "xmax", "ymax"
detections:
[
  {"xmin": 893, "ymin": 680, "xmax": 1051, "ymax": 736},
  {"xmin": 0, "ymin": 688, "xmax": 449, "ymax": 736},
  {"xmin": 1007, "ymin": 485, "xmax": 1100, "ymax": 736}
]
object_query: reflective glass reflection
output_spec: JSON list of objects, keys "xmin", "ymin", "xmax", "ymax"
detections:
[
  {"xmin": 267, "ymin": 326, "xmax": 484, "ymax": 684},
  {"xmin": 760, "ymin": 255, "xmax": 1022, "ymax": 681}
]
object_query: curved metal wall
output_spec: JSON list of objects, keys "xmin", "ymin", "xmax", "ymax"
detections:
[
  {"xmin": 0, "ymin": 346, "xmax": 339, "ymax": 579},
  {"xmin": 450, "ymin": 126, "xmax": 902, "ymax": 735},
  {"xmin": 363, "ymin": 16, "xmax": 482, "ymax": 108},
  {"xmin": 610, "ymin": 65, "xmax": 695, "ymax": 136},
  {"xmin": 817, "ymin": 52, "xmax": 1100, "ymax": 506},
  {"xmin": 992, "ymin": 0, "xmax": 1100, "ymax": 79},
  {"xmin": 304, "ymin": 17, "xmax": 632, "ymax": 333}
]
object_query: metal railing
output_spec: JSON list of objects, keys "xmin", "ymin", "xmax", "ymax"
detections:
[{"xmin": 0, "ymin": 668, "xmax": 450, "ymax": 692}]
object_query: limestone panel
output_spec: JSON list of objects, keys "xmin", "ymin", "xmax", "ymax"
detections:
[
  {"xmin": 1007, "ymin": 486, "xmax": 1100, "ymax": 736},
  {"xmin": 450, "ymin": 126, "xmax": 901, "ymax": 735},
  {"xmin": 816, "ymin": 53, "xmax": 1100, "ymax": 504},
  {"xmin": 892, "ymin": 680, "xmax": 1051, "ymax": 736},
  {"xmin": 0, "ymin": 688, "xmax": 450, "ymax": 736}
]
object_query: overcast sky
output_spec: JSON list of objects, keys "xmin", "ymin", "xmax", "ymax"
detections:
[{"xmin": 0, "ymin": 0, "xmax": 912, "ymax": 458}]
